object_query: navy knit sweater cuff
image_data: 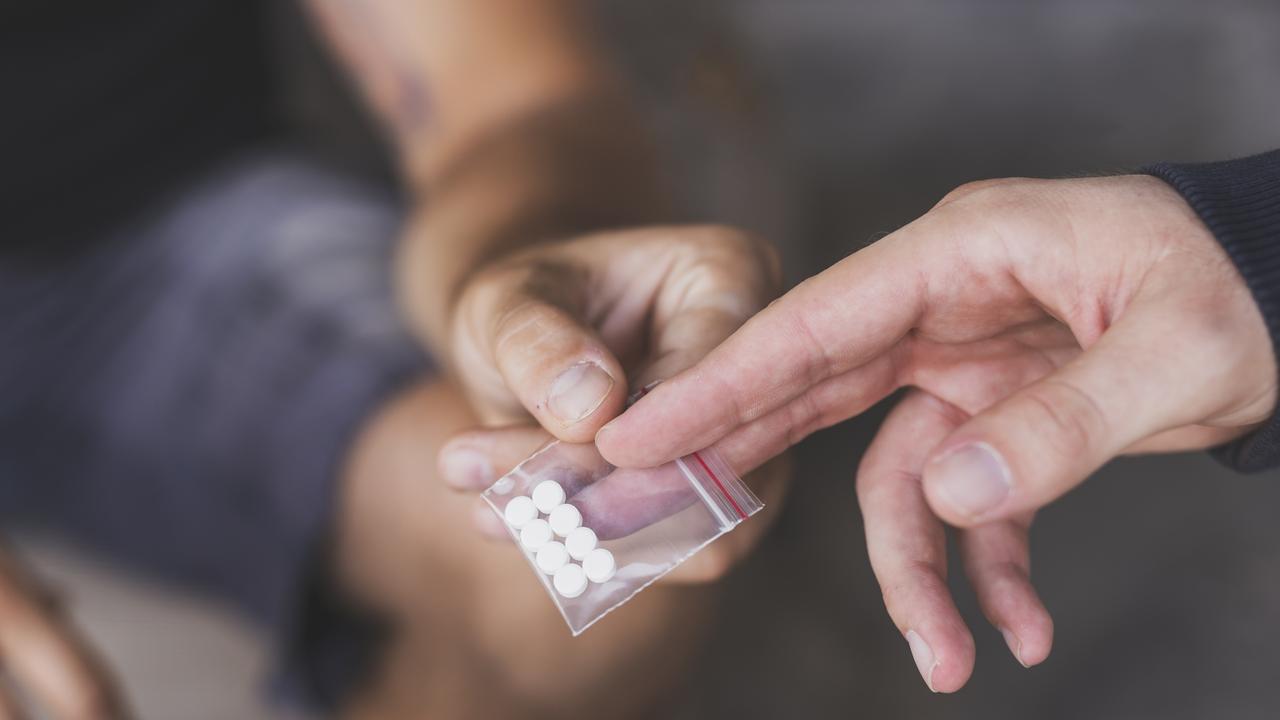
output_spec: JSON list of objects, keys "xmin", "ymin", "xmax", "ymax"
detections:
[{"xmin": 1144, "ymin": 149, "xmax": 1280, "ymax": 472}]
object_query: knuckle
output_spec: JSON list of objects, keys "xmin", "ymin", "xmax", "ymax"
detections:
[
  {"xmin": 451, "ymin": 265, "xmax": 516, "ymax": 343},
  {"xmin": 782, "ymin": 391, "xmax": 827, "ymax": 450},
  {"xmin": 1017, "ymin": 379, "xmax": 1107, "ymax": 461},
  {"xmin": 976, "ymin": 560, "xmax": 1027, "ymax": 594},
  {"xmin": 934, "ymin": 178, "xmax": 1026, "ymax": 209},
  {"xmin": 491, "ymin": 298, "xmax": 570, "ymax": 357},
  {"xmin": 855, "ymin": 466, "xmax": 912, "ymax": 510},
  {"xmin": 691, "ymin": 223, "xmax": 758, "ymax": 253},
  {"xmin": 681, "ymin": 225, "xmax": 780, "ymax": 295},
  {"xmin": 457, "ymin": 263, "xmax": 512, "ymax": 308},
  {"xmin": 878, "ymin": 561, "xmax": 942, "ymax": 618}
]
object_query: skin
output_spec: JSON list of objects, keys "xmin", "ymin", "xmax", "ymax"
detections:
[
  {"xmin": 0, "ymin": 547, "xmax": 127, "ymax": 719},
  {"xmin": 0, "ymin": 1, "xmax": 786, "ymax": 717},
  {"xmin": 598, "ymin": 175, "xmax": 1277, "ymax": 692},
  {"xmin": 312, "ymin": 2, "xmax": 789, "ymax": 712}
]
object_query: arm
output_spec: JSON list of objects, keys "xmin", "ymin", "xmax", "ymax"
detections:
[
  {"xmin": 305, "ymin": 0, "xmax": 665, "ymax": 346},
  {"xmin": 308, "ymin": 0, "xmax": 783, "ymax": 445}
]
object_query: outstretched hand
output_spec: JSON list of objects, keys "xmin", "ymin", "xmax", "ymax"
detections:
[
  {"xmin": 596, "ymin": 175, "xmax": 1276, "ymax": 690},
  {"xmin": 436, "ymin": 225, "xmax": 790, "ymax": 580}
]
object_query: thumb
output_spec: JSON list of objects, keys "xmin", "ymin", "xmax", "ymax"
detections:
[
  {"xmin": 456, "ymin": 263, "xmax": 629, "ymax": 442},
  {"xmin": 920, "ymin": 296, "xmax": 1220, "ymax": 527}
]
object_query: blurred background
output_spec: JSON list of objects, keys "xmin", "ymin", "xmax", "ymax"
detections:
[{"xmin": 16, "ymin": 0, "xmax": 1280, "ymax": 717}]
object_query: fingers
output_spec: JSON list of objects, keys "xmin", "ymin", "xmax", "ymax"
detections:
[
  {"xmin": 457, "ymin": 262, "xmax": 628, "ymax": 442},
  {"xmin": 919, "ymin": 293, "xmax": 1221, "ymax": 528},
  {"xmin": 440, "ymin": 425, "xmax": 552, "ymax": 540},
  {"xmin": 439, "ymin": 425, "xmax": 552, "ymax": 491},
  {"xmin": 0, "ymin": 554, "xmax": 125, "ymax": 719},
  {"xmin": 598, "ymin": 232, "xmax": 925, "ymax": 468},
  {"xmin": 440, "ymin": 423, "xmax": 701, "ymax": 540},
  {"xmin": 623, "ymin": 226, "xmax": 780, "ymax": 390},
  {"xmin": 492, "ymin": 301, "xmax": 627, "ymax": 442},
  {"xmin": 857, "ymin": 391, "xmax": 974, "ymax": 693},
  {"xmin": 957, "ymin": 516, "xmax": 1053, "ymax": 668},
  {"xmin": 702, "ymin": 351, "xmax": 902, "ymax": 476}
]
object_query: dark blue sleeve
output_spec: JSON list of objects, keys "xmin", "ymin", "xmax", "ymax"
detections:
[{"xmin": 1143, "ymin": 149, "xmax": 1280, "ymax": 472}]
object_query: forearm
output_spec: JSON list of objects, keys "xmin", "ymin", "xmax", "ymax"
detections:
[
  {"xmin": 396, "ymin": 92, "xmax": 667, "ymax": 347},
  {"xmin": 305, "ymin": 0, "xmax": 667, "ymax": 347}
]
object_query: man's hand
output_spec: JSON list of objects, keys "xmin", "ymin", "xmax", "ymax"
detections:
[
  {"xmin": 446, "ymin": 225, "xmax": 779, "ymax": 439},
  {"xmin": 311, "ymin": 0, "xmax": 791, "ymax": 591},
  {"xmin": 596, "ymin": 175, "xmax": 1277, "ymax": 690},
  {"xmin": 0, "ymin": 545, "xmax": 126, "ymax": 718},
  {"xmin": 435, "ymin": 225, "xmax": 790, "ymax": 570}
]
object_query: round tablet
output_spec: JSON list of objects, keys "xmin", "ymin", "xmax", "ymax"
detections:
[
  {"xmin": 503, "ymin": 496, "xmax": 537, "ymax": 529},
  {"xmin": 547, "ymin": 503, "xmax": 582, "ymax": 537},
  {"xmin": 583, "ymin": 548, "xmax": 616, "ymax": 583},
  {"xmin": 552, "ymin": 563, "xmax": 588, "ymax": 598},
  {"xmin": 564, "ymin": 526, "xmax": 598, "ymax": 561},
  {"xmin": 531, "ymin": 480, "xmax": 566, "ymax": 514},
  {"xmin": 519, "ymin": 519, "xmax": 553, "ymax": 550},
  {"xmin": 535, "ymin": 541, "xmax": 570, "ymax": 574}
]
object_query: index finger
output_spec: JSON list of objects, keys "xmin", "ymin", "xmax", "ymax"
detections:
[{"xmin": 596, "ymin": 231, "xmax": 924, "ymax": 467}]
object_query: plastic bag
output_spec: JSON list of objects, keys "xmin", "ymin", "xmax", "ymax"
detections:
[{"xmin": 483, "ymin": 440, "xmax": 763, "ymax": 634}]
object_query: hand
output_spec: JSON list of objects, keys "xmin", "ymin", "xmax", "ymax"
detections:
[
  {"xmin": 0, "ymin": 544, "xmax": 126, "ymax": 718},
  {"xmin": 443, "ymin": 225, "xmax": 780, "ymax": 441},
  {"xmin": 436, "ymin": 225, "xmax": 789, "ymax": 573},
  {"xmin": 440, "ymin": 223, "xmax": 780, "ymax": 447},
  {"xmin": 596, "ymin": 175, "xmax": 1277, "ymax": 689}
]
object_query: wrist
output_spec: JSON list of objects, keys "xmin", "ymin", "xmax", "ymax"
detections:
[{"xmin": 396, "ymin": 91, "xmax": 670, "ymax": 350}]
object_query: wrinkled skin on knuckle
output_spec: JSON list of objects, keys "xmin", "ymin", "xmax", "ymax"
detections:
[
  {"xmin": 449, "ymin": 268, "xmax": 520, "ymax": 393},
  {"xmin": 1016, "ymin": 378, "xmax": 1106, "ymax": 468},
  {"xmin": 933, "ymin": 177, "xmax": 1031, "ymax": 211},
  {"xmin": 450, "ymin": 264, "xmax": 509, "ymax": 350},
  {"xmin": 684, "ymin": 225, "xmax": 781, "ymax": 299},
  {"xmin": 656, "ymin": 231, "xmax": 777, "ymax": 325}
]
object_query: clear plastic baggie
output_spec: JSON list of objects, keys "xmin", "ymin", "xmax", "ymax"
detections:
[{"xmin": 482, "ymin": 440, "xmax": 763, "ymax": 635}]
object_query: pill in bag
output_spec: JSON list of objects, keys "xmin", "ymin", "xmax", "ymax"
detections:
[{"xmin": 483, "ymin": 440, "xmax": 763, "ymax": 634}]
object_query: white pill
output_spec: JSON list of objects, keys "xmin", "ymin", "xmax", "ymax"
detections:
[
  {"xmin": 565, "ymin": 526, "xmax": 598, "ymax": 560},
  {"xmin": 535, "ymin": 541, "xmax": 570, "ymax": 574},
  {"xmin": 583, "ymin": 548, "xmax": 616, "ymax": 583},
  {"xmin": 547, "ymin": 503, "xmax": 582, "ymax": 537},
  {"xmin": 519, "ymin": 519, "xmax": 553, "ymax": 550},
  {"xmin": 531, "ymin": 480, "xmax": 566, "ymax": 514},
  {"xmin": 553, "ymin": 563, "xmax": 588, "ymax": 598},
  {"xmin": 503, "ymin": 496, "xmax": 538, "ymax": 529}
]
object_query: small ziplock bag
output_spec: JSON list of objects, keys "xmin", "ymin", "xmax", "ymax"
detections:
[{"xmin": 483, "ymin": 440, "xmax": 763, "ymax": 634}]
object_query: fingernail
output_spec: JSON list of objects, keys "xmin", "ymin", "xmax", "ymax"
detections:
[
  {"xmin": 548, "ymin": 361, "xmax": 614, "ymax": 425},
  {"xmin": 929, "ymin": 442, "xmax": 1011, "ymax": 519},
  {"xmin": 905, "ymin": 629, "xmax": 938, "ymax": 692},
  {"xmin": 440, "ymin": 446, "xmax": 493, "ymax": 489},
  {"xmin": 1000, "ymin": 626, "xmax": 1028, "ymax": 668}
]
